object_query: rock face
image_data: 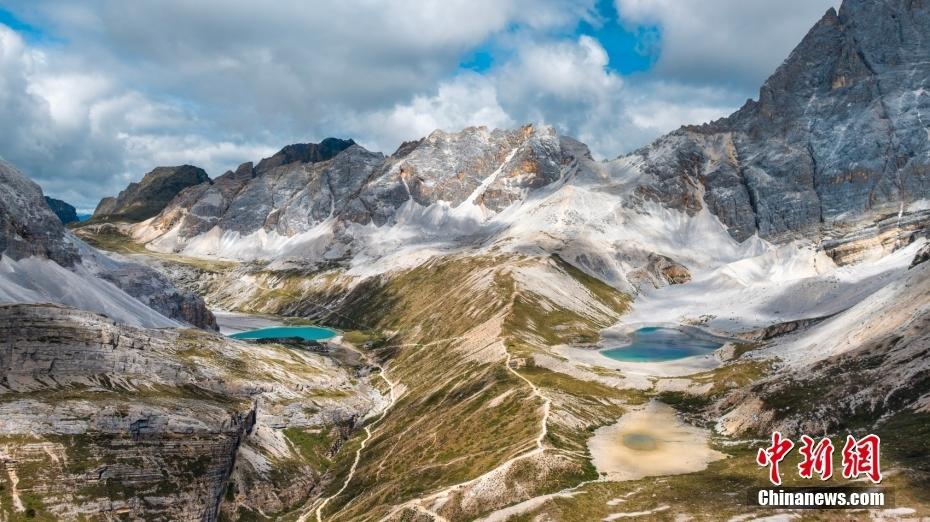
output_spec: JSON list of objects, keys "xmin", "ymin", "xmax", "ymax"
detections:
[
  {"xmin": 136, "ymin": 125, "xmax": 582, "ymax": 253},
  {"xmin": 0, "ymin": 161, "xmax": 81, "ymax": 267},
  {"xmin": 254, "ymin": 137, "xmax": 356, "ymax": 172},
  {"xmin": 0, "ymin": 303, "xmax": 377, "ymax": 521},
  {"xmin": 0, "ymin": 159, "xmax": 216, "ymax": 330},
  {"xmin": 350, "ymin": 124, "xmax": 571, "ymax": 225},
  {"xmin": 912, "ymin": 242, "xmax": 930, "ymax": 268},
  {"xmin": 633, "ymin": 0, "xmax": 930, "ymax": 243},
  {"xmin": 44, "ymin": 196, "xmax": 79, "ymax": 224},
  {"xmin": 626, "ymin": 253, "xmax": 692, "ymax": 290},
  {"xmin": 133, "ymin": 138, "xmax": 366, "ymax": 243},
  {"xmin": 93, "ymin": 165, "xmax": 210, "ymax": 222}
]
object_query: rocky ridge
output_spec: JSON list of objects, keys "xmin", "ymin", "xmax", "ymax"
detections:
[
  {"xmin": 131, "ymin": 125, "xmax": 574, "ymax": 256},
  {"xmin": 111, "ymin": 0, "xmax": 930, "ymax": 275},
  {"xmin": 0, "ymin": 303, "xmax": 378, "ymax": 521},
  {"xmin": 44, "ymin": 196, "xmax": 79, "ymax": 224},
  {"xmin": 93, "ymin": 165, "xmax": 210, "ymax": 223},
  {"xmin": 637, "ymin": 1, "xmax": 930, "ymax": 244},
  {"xmin": 0, "ymin": 159, "xmax": 216, "ymax": 330}
]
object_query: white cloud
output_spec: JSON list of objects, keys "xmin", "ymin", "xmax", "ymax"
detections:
[
  {"xmin": 347, "ymin": 73, "xmax": 514, "ymax": 152},
  {"xmin": 0, "ymin": 25, "xmax": 278, "ymax": 210},
  {"xmin": 615, "ymin": 0, "xmax": 838, "ymax": 88},
  {"xmin": 118, "ymin": 134, "xmax": 277, "ymax": 181},
  {"xmin": 624, "ymin": 80, "xmax": 737, "ymax": 135},
  {"xmin": 28, "ymin": 73, "xmax": 111, "ymax": 128},
  {"xmin": 0, "ymin": 0, "xmax": 839, "ymax": 207},
  {"xmin": 495, "ymin": 35, "xmax": 633, "ymax": 157},
  {"xmin": 362, "ymin": 34, "xmax": 742, "ymax": 159}
]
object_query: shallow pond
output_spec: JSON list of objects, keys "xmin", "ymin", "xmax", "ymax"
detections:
[
  {"xmin": 587, "ymin": 401, "xmax": 725, "ymax": 481},
  {"xmin": 601, "ymin": 326, "xmax": 723, "ymax": 362}
]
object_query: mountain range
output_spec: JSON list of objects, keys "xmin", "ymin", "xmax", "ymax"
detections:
[{"xmin": 1, "ymin": 0, "xmax": 929, "ymax": 520}]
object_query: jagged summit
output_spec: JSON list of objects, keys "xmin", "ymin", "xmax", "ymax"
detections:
[
  {"xmin": 127, "ymin": 123, "xmax": 581, "ymax": 255},
  {"xmin": 91, "ymin": 0, "xmax": 930, "ymax": 271},
  {"xmin": 254, "ymin": 137, "xmax": 357, "ymax": 173},
  {"xmin": 630, "ymin": 0, "xmax": 930, "ymax": 242},
  {"xmin": 92, "ymin": 164, "xmax": 210, "ymax": 222}
]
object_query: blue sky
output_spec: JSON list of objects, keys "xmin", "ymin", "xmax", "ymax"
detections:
[
  {"xmin": 0, "ymin": 7, "xmax": 42, "ymax": 40},
  {"xmin": 0, "ymin": 0, "xmax": 836, "ymax": 211},
  {"xmin": 459, "ymin": 0, "xmax": 659, "ymax": 76}
]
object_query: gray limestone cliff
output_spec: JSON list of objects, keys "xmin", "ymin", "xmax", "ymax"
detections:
[
  {"xmin": 632, "ymin": 0, "xmax": 930, "ymax": 245},
  {"xmin": 0, "ymin": 304, "xmax": 378, "ymax": 521},
  {"xmin": 136, "ymin": 125, "xmax": 582, "ymax": 248}
]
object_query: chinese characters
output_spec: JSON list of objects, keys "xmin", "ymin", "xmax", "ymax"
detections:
[{"xmin": 757, "ymin": 432, "xmax": 881, "ymax": 485}]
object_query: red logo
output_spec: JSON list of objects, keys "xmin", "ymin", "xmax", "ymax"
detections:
[
  {"xmin": 757, "ymin": 433, "xmax": 881, "ymax": 485},
  {"xmin": 756, "ymin": 431, "xmax": 794, "ymax": 486},
  {"xmin": 797, "ymin": 435, "xmax": 834, "ymax": 480},
  {"xmin": 841, "ymin": 434, "xmax": 882, "ymax": 483}
]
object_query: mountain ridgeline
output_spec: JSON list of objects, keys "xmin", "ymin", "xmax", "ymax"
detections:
[
  {"xmin": 92, "ymin": 164, "xmax": 210, "ymax": 222},
  {"xmin": 108, "ymin": 1, "xmax": 930, "ymax": 272},
  {"xmin": 44, "ymin": 196, "xmax": 79, "ymax": 224},
  {"xmin": 651, "ymin": 0, "xmax": 930, "ymax": 242}
]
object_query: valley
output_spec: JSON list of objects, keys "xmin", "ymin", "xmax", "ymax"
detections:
[
  {"xmin": 1, "ymin": 0, "xmax": 929, "ymax": 520},
  {"xmin": 65, "ymin": 220, "xmax": 930, "ymax": 520}
]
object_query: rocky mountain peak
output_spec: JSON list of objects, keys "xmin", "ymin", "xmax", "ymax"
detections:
[
  {"xmin": 0, "ymin": 159, "xmax": 216, "ymax": 329},
  {"xmin": 253, "ymin": 137, "xmax": 356, "ymax": 174},
  {"xmin": 113, "ymin": 0, "xmax": 930, "ymax": 262},
  {"xmin": 0, "ymin": 160, "xmax": 80, "ymax": 267},
  {"xmin": 93, "ymin": 164, "xmax": 210, "ymax": 222},
  {"xmin": 634, "ymin": 0, "xmax": 930, "ymax": 244},
  {"xmin": 44, "ymin": 196, "xmax": 79, "ymax": 224},
  {"xmin": 392, "ymin": 138, "xmax": 425, "ymax": 158}
]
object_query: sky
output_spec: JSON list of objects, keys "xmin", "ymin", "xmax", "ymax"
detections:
[{"xmin": 0, "ymin": 0, "xmax": 837, "ymax": 211}]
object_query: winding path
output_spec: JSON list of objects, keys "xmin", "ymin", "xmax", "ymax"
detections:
[
  {"xmin": 298, "ymin": 335, "xmax": 468, "ymax": 521},
  {"xmin": 380, "ymin": 349, "xmax": 553, "ymax": 520},
  {"xmin": 504, "ymin": 352, "xmax": 550, "ymax": 453},
  {"xmin": 297, "ymin": 348, "xmax": 399, "ymax": 522},
  {"xmin": 303, "ymin": 333, "xmax": 555, "ymax": 521}
]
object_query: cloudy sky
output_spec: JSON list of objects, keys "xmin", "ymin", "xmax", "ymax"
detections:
[{"xmin": 0, "ymin": 0, "xmax": 837, "ymax": 211}]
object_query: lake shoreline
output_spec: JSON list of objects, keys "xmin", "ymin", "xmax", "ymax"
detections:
[
  {"xmin": 601, "ymin": 326, "xmax": 727, "ymax": 363},
  {"xmin": 553, "ymin": 344, "xmax": 720, "ymax": 377},
  {"xmin": 212, "ymin": 310, "xmax": 287, "ymax": 335}
]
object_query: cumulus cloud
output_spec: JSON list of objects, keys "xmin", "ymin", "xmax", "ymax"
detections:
[
  {"xmin": 361, "ymin": 33, "xmax": 746, "ymax": 158},
  {"xmin": 615, "ymin": 0, "xmax": 838, "ymax": 88},
  {"xmin": 0, "ymin": 0, "xmax": 838, "ymax": 208},
  {"xmin": 345, "ymin": 73, "xmax": 514, "ymax": 152},
  {"xmin": 0, "ymin": 25, "xmax": 276, "ymax": 210},
  {"xmin": 494, "ymin": 35, "xmax": 633, "ymax": 157}
]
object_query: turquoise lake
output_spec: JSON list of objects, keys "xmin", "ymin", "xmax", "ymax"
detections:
[
  {"xmin": 229, "ymin": 325, "xmax": 337, "ymax": 341},
  {"xmin": 601, "ymin": 326, "xmax": 724, "ymax": 362}
]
